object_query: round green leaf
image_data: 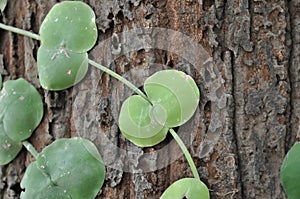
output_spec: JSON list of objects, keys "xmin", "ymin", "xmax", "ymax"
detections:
[
  {"xmin": 39, "ymin": 1, "xmax": 97, "ymax": 53},
  {"xmin": 0, "ymin": 78, "xmax": 43, "ymax": 165},
  {"xmin": 160, "ymin": 178, "xmax": 210, "ymax": 199},
  {"xmin": 144, "ymin": 70, "xmax": 199, "ymax": 127},
  {"xmin": 280, "ymin": 142, "xmax": 300, "ymax": 199},
  {"xmin": 21, "ymin": 137, "xmax": 106, "ymax": 199},
  {"xmin": 37, "ymin": 45, "xmax": 88, "ymax": 90},
  {"xmin": 119, "ymin": 95, "xmax": 168, "ymax": 147},
  {"xmin": 0, "ymin": 79, "xmax": 43, "ymax": 141}
]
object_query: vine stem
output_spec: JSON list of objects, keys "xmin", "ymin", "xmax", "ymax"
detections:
[
  {"xmin": 22, "ymin": 141, "xmax": 39, "ymax": 159},
  {"xmin": 0, "ymin": 23, "xmax": 40, "ymax": 40},
  {"xmin": 0, "ymin": 22, "xmax": 200, "ymax": 180},
  {"xmin": 169, "ymin": 128, "xmax": 200, "ymax": 180},
  {"xmin": 0, "ymin": 23, "xmax": 149, "ymax": 101},
  {"xmin": 88, "ymin": 59, "xmax": 149, "ymax": 102}
]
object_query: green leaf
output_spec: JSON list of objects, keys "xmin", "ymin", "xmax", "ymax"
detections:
[
  {"xmin": 0, "ymin": 78, "xmax": 43, "ymax": 165},
  {"xmin": 160, "ymin": 178, "xmax": 209, "ymax": 199},
  {"xmin": 21, "ymin": 137, "xmax": 106, "ymax": 199},
  {"xmin": 0, "ymin": 78, "xmax": 44, "ymax": 141},
  {"xmin": 37, "ymin": 45, "xmax": 88, "ymax": 90},
  {"xmin": 38, "ymin": 186, "xmax": 72, "ymax": 199},
  {"xmin": 0, "ymin": 0, "xmax": 7, "ymax": 12},
  {"xmin": 39, "ymin": 1, "xmax": 97, "ymax": 53},
  {"xmin": 118, "ymin": 70, "xmax": 200, "ymax": 147},
  {"xmin": 119, "ymin": 95, "xmax": 168, "ymax": 147},
  {"xmin": 20, "ymin": 162, "xmax": 53, "ymax": 198},
  {"xmin": 144, "ymin": 70, "xmax": 199, "ymax": 127},
  {"xmin": 281, "ymin": 142, "xmax": 300, "ymax": 199}
]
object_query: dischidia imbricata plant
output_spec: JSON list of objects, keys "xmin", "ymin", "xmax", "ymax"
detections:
[{"xmin": 0, "ymin": 1, "xmax": 210, "ymax": 198}]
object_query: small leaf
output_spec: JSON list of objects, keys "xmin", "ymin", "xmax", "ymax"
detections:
[
  {"xmin": 0, "ymin": 0, "xmax": 7, "ymax": 12},
  {"xmin": 21, "ymin": 137, "xmax": 106, "ymax": 199},
  {"xmin": 37, "ymin": 45, "xmax": 88, "ymax": 90},
  {"xmin": 119, "ymin": 95, "xmax": 168, "ymax": 147},
  {"xmin": 160, "ymin": 178, "xmax": 209, "ymax": 199},
  {"xmin": 0, "ymin": 78, "xmax": 43, "ymax": 165},
  {"xmin": 39, "ymin": 1, "xmax": 97, "ymax": 53},
  {"xmin": 144, "ymin": 70, "xmax": 199, "ymax": 127},
  {"xmin": 0, "ymin": 79, "xmax": 44, "ymax": 141},
  {"xmin": 280, "ymin": 142, "xmax": 300, "ymax": 199}
]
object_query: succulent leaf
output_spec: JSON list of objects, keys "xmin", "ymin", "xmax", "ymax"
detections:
[
  {"xmin": 21, "ymin": 137, "xmax": 106, "ymax": 199},
  {"xmin": 39, "ymin": 1, "xmax": 97, "ymax": 53},
  {"xmin": 0, "ymin": 78, "xmax": 43, "ymax": 165},
  {"xmin": 144, "ymin": 70, "xmax": 199, "ymax": 127},
  {"xmin": 119, "ymin": 95, "xmax": 169, "ymax": 147}
]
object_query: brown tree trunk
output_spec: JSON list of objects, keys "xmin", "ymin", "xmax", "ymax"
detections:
[{"xmin": 0, "ymin": 0, "xmax": 299, "ymax": 198}]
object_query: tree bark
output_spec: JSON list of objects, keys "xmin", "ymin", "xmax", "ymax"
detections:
[{"xmin": 0, "ymin": 0, "xmax": 299, "ymax": 198}]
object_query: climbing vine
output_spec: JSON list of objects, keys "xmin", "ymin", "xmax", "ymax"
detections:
[{"xmin": 0, "ymin": 1, "xmax": 258, "ymax": 198}]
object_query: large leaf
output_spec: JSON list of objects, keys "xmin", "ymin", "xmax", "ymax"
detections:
[
  {"xmin": 39, "ymin": 1, "xmax": 97, "ymax": 53},
  {"xmin": 160, "ymin": 178, "xmax": 209, "ymax": 199},
  {"xmin": 37, "ymin": 45, "xmax": 88, "ymax": 90},
  {"xmin": 281, "ymin": 142, "xmax": 300, "ymax": 199},
  {"xmin": 21, "ymin": 137, "xmax": 106, "ymax": 199},
  {"xmin": 0, "ymin": 78, "xmax": 43, "ymax": 165}
]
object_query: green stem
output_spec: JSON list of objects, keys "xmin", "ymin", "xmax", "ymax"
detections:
[
  {"xmin": 169, "ymin": 128, "xmax": 200, "ymax": 180},
  {"xmin": 0, "ymin": 23, "xmax": 149, "ymax": 101},
  {"xmin": 22, "ymin": 141, "xmax": 39, "ymax": 159},
  {"xmin": 0, "ymin": 23, "xmax": 40, "ymax": 40},
  {"xmin": 88, "ymin": 59, "xmax": 149, "ymax": 102}
]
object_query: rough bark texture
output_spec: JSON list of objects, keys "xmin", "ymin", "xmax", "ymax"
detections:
[{"xmin": 0, "ymin": 0, "xmax": 299, "ymax": 198}]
